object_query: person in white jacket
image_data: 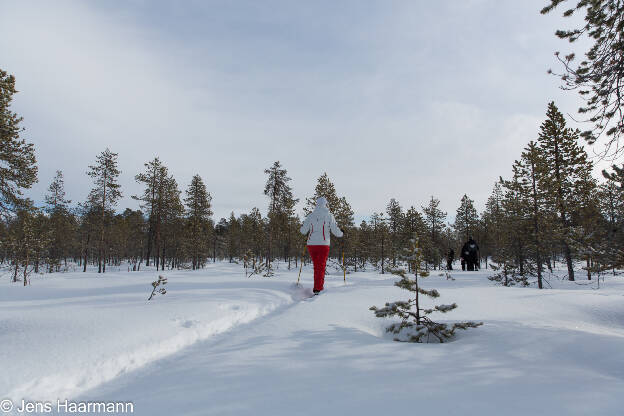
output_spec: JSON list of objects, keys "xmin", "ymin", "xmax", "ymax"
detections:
[{"xmin": 300, "ymin": 197, "xmax": 343, "ymax": 294}]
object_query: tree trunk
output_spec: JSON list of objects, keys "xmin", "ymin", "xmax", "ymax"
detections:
[
  {"xmin": 83, "ymin": 232, "xmax": 90, "ymax": 273},
  {"xmin": 553, "ymin": 136, "xmax": 574, "ymax": 281},
  {"xmin": 23, "ymin": 249, "xmax": 30, "ymax": 286},
  {"xmin": 529, "ymin": 159, "xmax": 543, "ymax": 289},
  {"xmin": 562, "ymin": 242, "xmax": 574, "ymax": 281}
]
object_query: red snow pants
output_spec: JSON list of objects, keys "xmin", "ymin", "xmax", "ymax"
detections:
[{"xmin": 307, "ymin": 245, "xmax": 330, "ymax": 292}]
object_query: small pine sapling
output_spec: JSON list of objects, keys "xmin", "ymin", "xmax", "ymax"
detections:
[
  {"xmin": 148, "ymin": 275, "xmax": 167, "ymax": 300},
  {"xmin": 488, "ymin": 249, "xmax": 529, "ymax": 287},
  {"xmin": 370, "ymin": 235, "xmax": 482, "ymax": 343},
  {"xmin": 244, "ymin": 253, "xmax": 274, "ymax": 278}
]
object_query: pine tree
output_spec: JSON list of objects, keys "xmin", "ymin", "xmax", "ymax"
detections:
[
  {"xmin": 369, "ymin": 212, "xmax": 389, "ymax": 273},
  {"xmin": 305, "ymin": 172, "xmax": 340, "ymax": 215},
  {"xmin": 133, "ymin": 158, "xmax": 166, "ymax": 267},
  {"xmin": 386, "ymin": 198, "xmax": 404, "ymax": 267},
  {"xmin": 422, "ymin": 196, "xmax": 447, "ymax": 269},
  {"xmin": 537, "ymin": 102, "xmax": 595, "ymax": 281},
  {"xmin": 454, "ymin": 194, "xmax": 478, "ymax": 241},
  {"xmin": 404, "ymin": 206, "xmax": 427, "ymax": 237},
  {"xmin": 493, "ymin": 174, "xmax": 532, "ymax": 285},
  {"xmin": 305, "ymin": 173, "xmax": 354, "ymax": 227},
  {"xmin": 541, "ymin": 0, "xmax": 624, "ymax": 151},
  {"xmin": 603, "ymin": 164, "xmax": 624, "ymax": 188},
  {"xmin": 0, "ymin": 69, "xmax": 37, "ymax": 217},
  {"xmin": 7, "ymin": 204, "xmax": 49, "ymax": 285},
  {"xmin": 334, "ymin": 196, "xmax": 355, "ymax": 234},
  {"xmin": 481, "ymin": 181, "xmax": 505, "ymax": 267},
  {"xmin": 159, "ymin": 176, "xmax": 184, "ymax": 270},
  {"xmin": 264, "ymin": 161, "xmax": 298, "ymax": 268},
  {"xmin": 305, "ymin": 172, "xmax": 353, "ymax": 261},
  {"xmin": 245, "ymin": 207, "xmax": 265, "ymax": 262},
  {"xmin": 118, "ymin": 208, "xmax": 146, "ymax": 270},
  {"xmin": 511, "ymin": 141, "xmax": 549, "ymax": 288},
  {"xmin": 596, "ymin": 179, "xmax": 624, "ymax": 272},
  {"xmin": 184, "ymin": 174, "xmax": 213, "ymax": 270},
  {"xmin": 133, "ymin": 159, "xmax": 182, "ymax": 270},
  {"xmin": 348, "ymin": 221, "xmax": 368, "ymax": 272},
  {"xmin": 45, "ymin": 170, "xmax": 70, "ymax": 210},
  {"xmin": 227, "ymin": 212, "xmax": 241, "ymax": 263},
  {"xmin": 213, "ymin": 218, "xmax": 228, "ymax": 262},
  {"xmin": 77, "ymin": 202, "xmax": 98, "ymax": 272},
  {"xmin": 87, "ymin": 148, "xmax": 122, "ymax": 273},
  {"xmin": 370, "ymin": 235, "xmax": 482, "ymax": 343},
  {"xmin": 45, "ymin": 171, "xmax": 74, "ymax": 271}
]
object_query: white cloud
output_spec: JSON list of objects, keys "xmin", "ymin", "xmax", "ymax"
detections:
[{"xmin": 0, "ymin": 0, "xmax": 595, "ymax": 222}]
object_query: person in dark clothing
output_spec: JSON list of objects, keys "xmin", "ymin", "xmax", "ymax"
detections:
[
  {"xmin": 461, "ymin": 237, "xmax": 480, "ymax": 271},
  {"xmin": 447, "ymin": 249, "xmax": 454, "ymax": 270}
]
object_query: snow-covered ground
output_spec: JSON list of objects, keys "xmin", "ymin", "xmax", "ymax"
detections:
[{"xmin": 1, "ymin": 262, "xmax": 623, "ymax": 415}]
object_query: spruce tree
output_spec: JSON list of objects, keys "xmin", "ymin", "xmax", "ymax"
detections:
[
  {"xmin": 0, "ymin": 69, "xmax": 37, "ymax": 217},
  {"xmin": 87, "ymin": 148, "xmax": 121, "ymax": 273}
]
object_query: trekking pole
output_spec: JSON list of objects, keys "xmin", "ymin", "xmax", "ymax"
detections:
[{"xmin": 297, "ymin": 244, "xmax": 307, "ymax": 286}]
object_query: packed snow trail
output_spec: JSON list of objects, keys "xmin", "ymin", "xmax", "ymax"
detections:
[
  {"xmin": 0, "ymin": 264, "xmax": 296, "ymax": 406},
  {"xmin": 74, "ymin": 266, "xmax": 624, "ymax": 416}
]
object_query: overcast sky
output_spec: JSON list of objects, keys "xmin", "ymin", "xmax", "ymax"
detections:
[{"xmin": 0, "ymin": 0, "xmax": 606, "ymax": 223}]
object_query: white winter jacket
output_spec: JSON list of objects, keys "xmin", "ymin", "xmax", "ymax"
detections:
[{"xmin": 300, "ymin": 197, "xmax": 343, "ymax": 246}]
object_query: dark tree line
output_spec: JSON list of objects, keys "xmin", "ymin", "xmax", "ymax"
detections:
[{"xmin": 1, "ymin": 112, "xmax": 622, "ymax": 285}]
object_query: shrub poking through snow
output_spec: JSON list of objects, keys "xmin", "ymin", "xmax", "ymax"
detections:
[
  {"xmin": 370, "ymin": 235, "xmax": 482, "ymax": 343},
  {"xmin": 148, "ymin": 275, "xmax": 167, "ymax": 300}
]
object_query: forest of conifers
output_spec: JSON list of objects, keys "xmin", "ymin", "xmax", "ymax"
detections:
[{"xmin": 2, "ymin": 88, "xmax": 623, "ymax": 288}]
